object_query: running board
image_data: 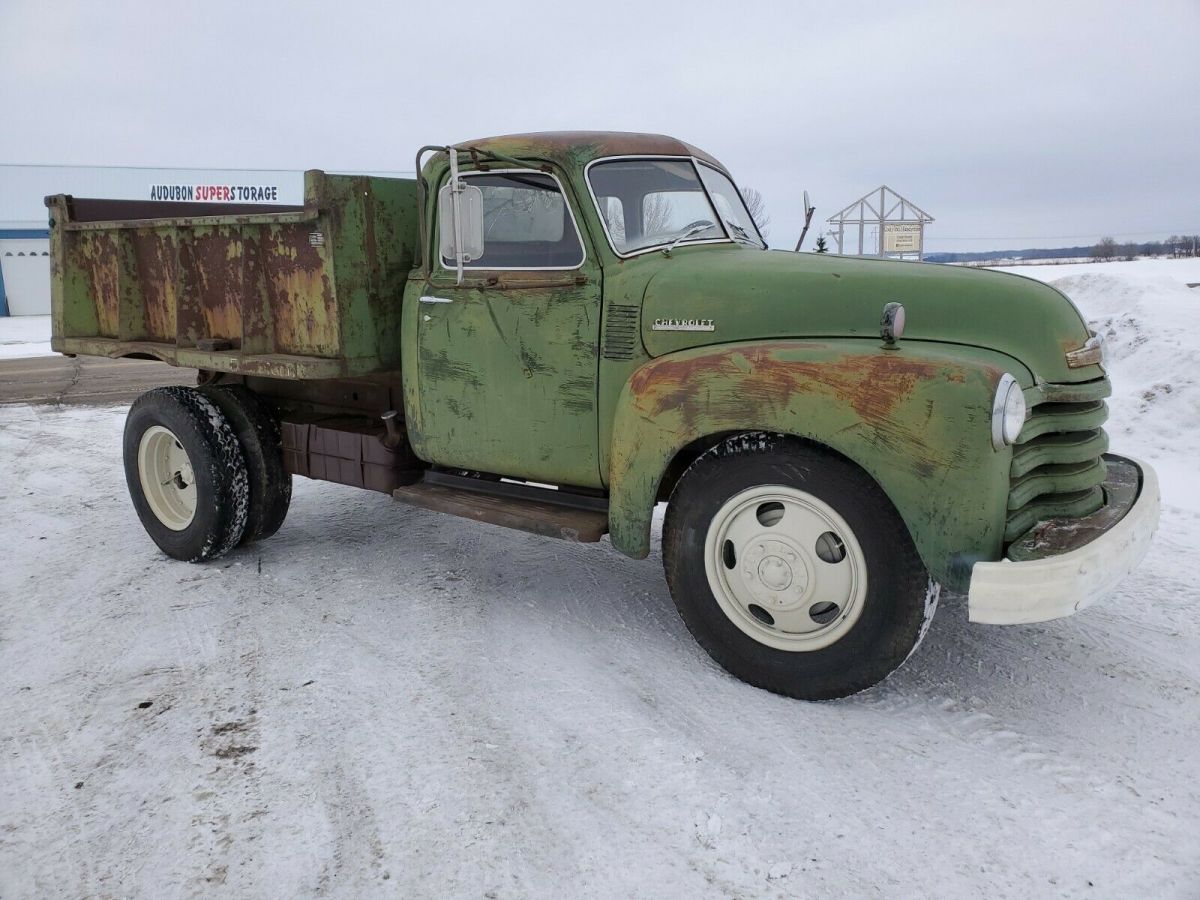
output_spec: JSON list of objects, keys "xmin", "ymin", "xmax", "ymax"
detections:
[{"xmin": 391, "ymin": 472, "xmax": 609, "ymax": 543}]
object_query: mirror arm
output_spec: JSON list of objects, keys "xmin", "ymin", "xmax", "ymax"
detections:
[
  {"xmin": 414, "ymin": 144, "xmax": 445, "ymax": 276},
  {"xmin": 425, "ymin": 142, "xmax": 530, "ymax": 282},
  {"xmin": 794, "ymin": 191, "xmax": 816, "ymax": 252},
  {"xmin": 447, "ymin": 146, "xmax": 468, "ymax": 285}
]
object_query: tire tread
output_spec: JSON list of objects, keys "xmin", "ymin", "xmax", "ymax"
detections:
[{"xmin": 199, "ymin": 384, "xmax": 291, "ymax": 544}]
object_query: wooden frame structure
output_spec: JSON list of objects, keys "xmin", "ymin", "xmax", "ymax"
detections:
[{"xmin": 827, "ymin": 186, "xmax": 933, "ymax": 260}]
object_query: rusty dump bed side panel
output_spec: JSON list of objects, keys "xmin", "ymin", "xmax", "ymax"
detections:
[{"xmin": 46, "ymin": 171, "xmax": 418, "ymax": 379}]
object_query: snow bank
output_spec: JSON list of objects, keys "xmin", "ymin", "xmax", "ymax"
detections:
[
  {"xmin": 992, "ymin": 258, "xmax": 1200, "ymax": 513},
  {"xmin": 1055, "ymin": 272, "xmax": 1199, "ymax": 512},
  {"xmin": 0, "ymin": 314, "xmax": 53, "ymax": 359},
  {"xmin": 992, "ymin": 257, "xmax": 1200, "ymax": 284}
]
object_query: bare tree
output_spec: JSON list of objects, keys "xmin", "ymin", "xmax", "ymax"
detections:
[
  {"xmin": 598, "ymin": 197, "xmax": 626, "ymax": 244},
  {"xmin": 643, "ymin": 193, "xmax": 675, "ymax": 236},
  {"xmin": 1092, "ymin": 236, "xmax": 1117, "ymax": 261},
  {"xmin": 1166, "ymin": 234, "xmax": 1199, "ymax": 257},
  {"xmin": 604, "ymin": 194, "xmax": 678, "ymax": 248},
  {"xmin": 741, "ymin": 187, "xmax": 771, "ymax": 237}
]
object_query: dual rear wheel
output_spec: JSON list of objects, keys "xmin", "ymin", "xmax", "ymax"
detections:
[{"xmin": 123, "ymin": 385, "xmax": 290, "ymax": 562}]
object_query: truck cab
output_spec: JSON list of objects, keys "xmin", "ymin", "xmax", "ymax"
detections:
[{"xmin": 47, "ymin": 131, "xmax": 1160, "ymax": 700}]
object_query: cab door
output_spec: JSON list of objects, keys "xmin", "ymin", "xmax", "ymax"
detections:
[{"xmin": 412, "ymin": 169, "xmax": 603, "ymax": 488}]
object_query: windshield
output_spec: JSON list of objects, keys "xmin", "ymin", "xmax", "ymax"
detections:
[{"xmin": 589, "ymin": 158, "xmax": 746, "ymax": 255}]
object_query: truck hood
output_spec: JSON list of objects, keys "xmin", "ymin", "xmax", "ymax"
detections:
[{"xmin": 640, "ymin": 248, "xmax": 1098, "ymax": 383}]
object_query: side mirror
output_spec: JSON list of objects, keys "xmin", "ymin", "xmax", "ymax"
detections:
[
  {"xmin": 438, "ymin": 180, "xmax": 484, "ymax": 276},
  {"xmin": 794, "ymin": 190, "xmax": 817, "ymax": 252}
]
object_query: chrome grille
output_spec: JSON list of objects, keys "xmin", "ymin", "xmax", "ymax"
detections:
[{"xmin": 1005, "ymin": 379, "xmax": 1111, "ymax": 542}]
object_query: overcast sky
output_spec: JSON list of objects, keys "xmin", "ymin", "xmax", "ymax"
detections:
[{"xmin": 2, "ymin": 0, "xmax": 1197, "ymax": 252}]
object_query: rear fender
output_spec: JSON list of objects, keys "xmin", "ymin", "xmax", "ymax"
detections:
[{"xmin": 607, "ymin": 339, "xmax": 1017, "ymax": 590}]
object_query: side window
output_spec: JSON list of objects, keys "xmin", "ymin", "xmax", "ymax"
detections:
[
  {"xmin": 440, "ymin": 171, "xmax": 585, "ymax": 270},
  {"xmin": 697, "ymin": 163, "xmax": 765, "ymax": 247}
]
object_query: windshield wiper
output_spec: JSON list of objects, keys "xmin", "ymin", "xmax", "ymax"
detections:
[
  {"xmin": 724, "ymin": 219, "xmax": 760, "ymax": 246},
  {"xmin": 662, "ymin": 221, "xmax": 716, "ymax": 256}
]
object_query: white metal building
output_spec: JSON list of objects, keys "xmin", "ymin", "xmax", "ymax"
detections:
[{"xmin": 0, "ymin": 165, "xmax": 304, "ymax": 316}]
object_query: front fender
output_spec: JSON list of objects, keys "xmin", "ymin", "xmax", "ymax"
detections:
[{"xmin": 607, "ymin": 339, "xmax": 1021, "ymax": 590}]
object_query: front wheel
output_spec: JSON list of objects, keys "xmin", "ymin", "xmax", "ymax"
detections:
[{"xmin": 662, "ymin": 434, "xmax": 939, "ymax": 701}]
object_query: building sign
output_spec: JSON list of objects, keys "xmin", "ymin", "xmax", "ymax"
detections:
[
  {"xmin": 149, "ymin": 184, "xmax": 281, "ymax": 202},
  {"xmin": 883, "ymin": 222, "xmax": 922, "ymax": 253}
]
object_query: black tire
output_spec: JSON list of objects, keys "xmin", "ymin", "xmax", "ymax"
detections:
[
  {"xmin": 199, "ymin": 384, "xmax": 291, "ymax": 544},
  {"xmin": 123, "ymin": 386, "xmax": 249, "ymax": 562},
  {"xmin": 662, "ymin": 433, "xmax": 939, "ymax": 701}
]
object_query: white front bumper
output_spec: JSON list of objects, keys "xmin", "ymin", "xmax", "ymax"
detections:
[{"xmin": 968, "ymin": 456, "xmax": 1160, "ymax": 625}]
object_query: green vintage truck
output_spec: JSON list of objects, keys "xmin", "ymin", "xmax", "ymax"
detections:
[{"xmin": 46, "ymin": 132, "xmax": 1159, "ymax": 700}]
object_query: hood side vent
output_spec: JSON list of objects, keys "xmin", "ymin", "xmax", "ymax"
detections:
[{"xmin": 602, "ymin": 304, "xmax": 640, "ymax": 360}]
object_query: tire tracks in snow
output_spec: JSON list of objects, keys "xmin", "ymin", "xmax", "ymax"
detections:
[{"xmin": 183, "ymin": 601, "xmax": 270, "ymax": 891}]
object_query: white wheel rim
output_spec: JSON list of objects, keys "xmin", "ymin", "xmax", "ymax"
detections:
[
  {"xmin": 703, "ymin": 485, "xmax": 867, "ymax": 651},
  {"xmin": 137, "ymin": 425, "xmax": 197, "ymax": 531}
]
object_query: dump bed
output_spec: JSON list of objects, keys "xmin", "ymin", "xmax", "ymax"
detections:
[{"xmin": 46, "ymin": 171, "xmax": 418, "ymax": 379}]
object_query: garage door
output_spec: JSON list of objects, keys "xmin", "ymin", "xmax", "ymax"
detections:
[{"xmin": 0, "ymin": 239, "xmax": 52, "ymax": 316}]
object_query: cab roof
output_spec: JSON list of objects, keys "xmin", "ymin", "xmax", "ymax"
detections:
[{"xmin": 453, "ymin": 131, "xmax": 726, "ymax": 172}]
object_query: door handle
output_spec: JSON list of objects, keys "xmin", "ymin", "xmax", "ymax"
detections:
[{"xmin": 419, "ymin": 295, "xmax": 453, "ymax": 304}]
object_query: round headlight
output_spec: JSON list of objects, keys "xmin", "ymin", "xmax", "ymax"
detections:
[{"xmin": 992, "ymin": 374, "xmax": 1026, "ymax": 449}]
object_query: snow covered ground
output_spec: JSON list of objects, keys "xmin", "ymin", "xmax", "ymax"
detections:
[
  {"xmin": 1, "ymin": 260, "xmax": 1198, "ymax": 898},
  {"xmin": 0, "ymin": 314, "xmax": 52, "ymax": 359},
  {"xmin": 992, "ymin": 257, "xmax": 1200, "ymax": 282}
]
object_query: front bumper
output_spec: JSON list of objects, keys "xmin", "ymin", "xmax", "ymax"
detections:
[{"xmin": 968, "ymin": 455, "xmax": 1160, "ymax": 625}]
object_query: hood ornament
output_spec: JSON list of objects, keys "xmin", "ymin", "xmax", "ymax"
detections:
[{"xmin": 880, "ymin": 302, "xmax": 906, "ymax": 347}]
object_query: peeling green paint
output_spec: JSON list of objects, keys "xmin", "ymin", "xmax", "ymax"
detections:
[{"xmin": 606, "ymin": 339, "xmax": 1018, "ymax": 590}]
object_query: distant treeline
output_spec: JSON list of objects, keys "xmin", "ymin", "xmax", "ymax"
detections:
[
  {"xmin": 926, "ymin": 235, "xmax": 1198, "ymax": 264},
  {"xmin": 925, "ymin": 246, "xmax": 1094, "ymax": 263}
]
